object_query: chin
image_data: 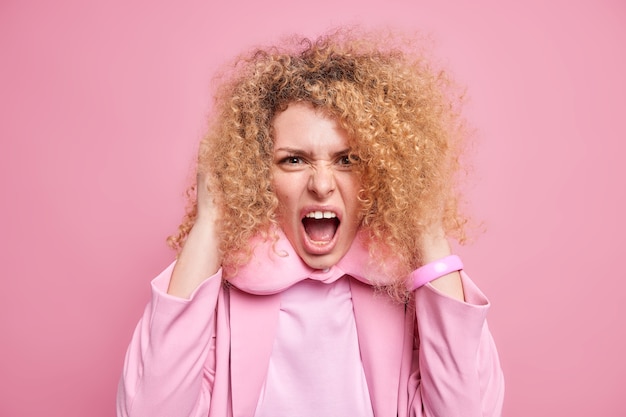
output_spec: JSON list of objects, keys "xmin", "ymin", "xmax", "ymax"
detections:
[{"xmin": 297, "ymin": 246, "xmax": 349, "ymax": 271}]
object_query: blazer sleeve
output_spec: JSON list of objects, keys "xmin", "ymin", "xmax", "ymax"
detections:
[
  {"xmin": 117, "ymin": 262, "xmax": 223, "ymax": 417},
  {"xmin": 408, "ymin": 272, "xmax": 505, "ymax": 417}
]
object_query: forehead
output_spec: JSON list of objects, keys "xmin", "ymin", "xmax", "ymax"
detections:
[{"xmin": 271, "ymin": 103, "xmax": 350, "ymax": 154}]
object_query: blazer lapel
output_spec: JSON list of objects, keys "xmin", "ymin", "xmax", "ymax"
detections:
[
  {"xmin": 350, "ymin": 278, "xmax": 407, "ymax": 417},
  {"xmin": 229, "ymin": 287, "xmax": 281, "ymax": 417}
]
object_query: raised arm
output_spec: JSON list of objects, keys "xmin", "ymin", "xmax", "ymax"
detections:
[
  {"xmin": 117, "ymin": 172, "xmax": 224, "ymax": 417},
  {"xmin": 408, "ymin": 228, "xmax": 504, "ymax": 417},
  {"xmin": 167, "ymin": 171, "xmax": 222, "ymax": 298}
]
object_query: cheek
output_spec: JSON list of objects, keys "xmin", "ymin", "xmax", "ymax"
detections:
[
  {"xmin": 271, "ymin": 176, "xmax": 297, "ymax": 214},
  {"xmin": 272, "ymin": 185, "xmax": 299, "ymax": 237},
  {"xmin": 340, "ymin": 177, "xmax": 361, "ymax": 206}
]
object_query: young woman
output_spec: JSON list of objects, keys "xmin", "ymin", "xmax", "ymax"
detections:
[{"xmin": 117, "ymin": 28, "xmax": 504, "ymax": 417}]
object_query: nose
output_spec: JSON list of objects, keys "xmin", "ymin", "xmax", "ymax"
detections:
[{"xmin": 307, "ymin": 164, "xmax": 336, "ymax": 198}]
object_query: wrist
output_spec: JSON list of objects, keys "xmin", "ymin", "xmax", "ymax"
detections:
[
  {"xmin": 408, "ymin": 255, "xmax": 463, "ymax": 291},
  {"xmin": 419, "ymin": 233, "xmax": 452, "ymax": 264}
]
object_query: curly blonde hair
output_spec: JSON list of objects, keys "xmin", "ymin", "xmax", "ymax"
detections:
[{"xmin": 168, "ymin": 27, "xmax": 469, "ymax": 291}]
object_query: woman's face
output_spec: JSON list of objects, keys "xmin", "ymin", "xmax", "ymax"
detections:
[{"xmin": 271, "ymin": 102, "xmax": 362, "ymax": 270}]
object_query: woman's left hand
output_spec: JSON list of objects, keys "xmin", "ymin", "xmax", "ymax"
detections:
[{"xmin": 418, "ymin": 225, "xmax": 465, "ymax": 301}]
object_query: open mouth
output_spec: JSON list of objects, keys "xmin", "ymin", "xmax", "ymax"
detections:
[{"xmin": 302, "ymin": 211, "xmax": 340, "ymax": 244}]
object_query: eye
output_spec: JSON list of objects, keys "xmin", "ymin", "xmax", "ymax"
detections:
[
  {"xmin": 337, "ymin": 154, "xmax": 358, "ymax": 168},
  {"xmin": 279, "ymin": 156, "xmax": 304, "ymax": 165}
]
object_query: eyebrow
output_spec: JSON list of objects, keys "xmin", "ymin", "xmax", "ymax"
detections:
[{"xmin": 274, "ymin": 147, "xmax": 351, "ymax": 158}]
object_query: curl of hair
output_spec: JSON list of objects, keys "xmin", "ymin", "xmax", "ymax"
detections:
[{"xmin": 167, "ymin": 27, "xmax": 470, "ymax": 300}]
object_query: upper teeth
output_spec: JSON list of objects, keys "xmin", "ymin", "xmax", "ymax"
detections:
[{"xmin": 305, "ymin": 211, "xmax": 337, "ymax": 219}]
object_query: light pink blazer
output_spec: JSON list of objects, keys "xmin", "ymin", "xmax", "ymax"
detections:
[{"xmin": 117, "ymin": 235, "xmax": 504, "ymax": 417}]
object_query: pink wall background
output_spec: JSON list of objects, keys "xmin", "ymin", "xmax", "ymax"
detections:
[{"xmin": 2, "ymin": 0, "xmax": 624, "ymax": 415}]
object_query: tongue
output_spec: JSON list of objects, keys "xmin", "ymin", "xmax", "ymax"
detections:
[{"xmin": 303, "ymin": 218, "xmax": 337, "ymax": 242}]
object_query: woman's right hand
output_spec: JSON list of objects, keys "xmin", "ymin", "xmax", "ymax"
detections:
[
  {"xmin": 195, "ymin": 169, "xmax": 221, "ymax": 224},
  {"xmin": 167, "ymin": 170, "xmax": 222, "ymax": 299}
]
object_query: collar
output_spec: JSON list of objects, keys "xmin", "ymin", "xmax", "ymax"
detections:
[{"xmin": 228, "ymin": 229, "xmax": 397, "ymax": 295}]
